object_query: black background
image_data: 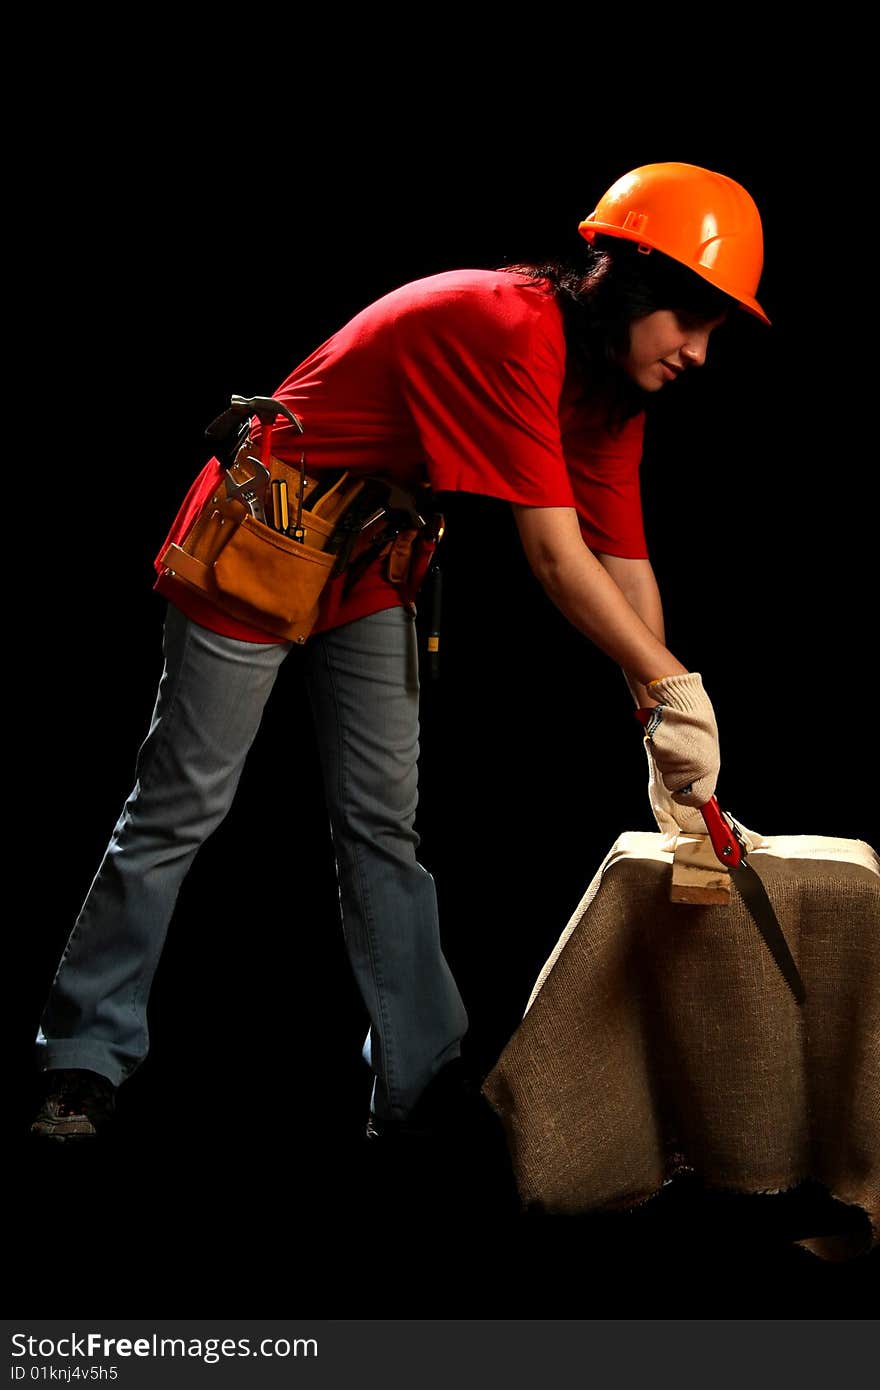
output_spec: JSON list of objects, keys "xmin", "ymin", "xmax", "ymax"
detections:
[{"xmin": 10, "ymin": 71, "xmax": 877, "ymax": 1318}]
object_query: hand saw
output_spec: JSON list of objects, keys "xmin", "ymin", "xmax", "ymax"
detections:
[{"xmin": 700, "ymin": 796, "xmax": 806, "ymax": 1006}]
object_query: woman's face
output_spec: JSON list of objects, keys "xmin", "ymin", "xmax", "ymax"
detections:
[{"xmin": 619, "ymin": 309, "xmax": 727, "ymax": 392}]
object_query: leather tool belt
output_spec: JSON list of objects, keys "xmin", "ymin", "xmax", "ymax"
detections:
[{"xmin": 160, "ymin": 436, "xmax": 441, "ymax": 644}]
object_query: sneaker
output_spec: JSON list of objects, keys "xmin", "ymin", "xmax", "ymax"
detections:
[
  {"xmin": 364, "ymin": 1059, "xmax": 520, "ymax": 1217},
  {"xmin": 365, "ymin": 1113, "xmax": 388, "ymax": 1141},
  {"xmin": 364, "ymin": 1058, "xmax": 487, "ymax": 1142},
  {"xmin": 30, "ymin": 1068, "xmax": 116, "ymax": 1141}
]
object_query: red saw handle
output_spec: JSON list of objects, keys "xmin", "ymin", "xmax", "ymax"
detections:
[{"xmin": 700, "ymin": 796, "xmax": 745, "ymax": 868}]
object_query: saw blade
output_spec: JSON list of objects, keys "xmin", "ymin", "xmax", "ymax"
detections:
[{"xmin": 730, "ymin": 859, "xmax": 806, "ymax": 1005}]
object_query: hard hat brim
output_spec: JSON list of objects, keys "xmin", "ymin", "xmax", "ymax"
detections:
[{"xmin": 579, "ymin": 218, "xmax": 771, "ymax": 327}]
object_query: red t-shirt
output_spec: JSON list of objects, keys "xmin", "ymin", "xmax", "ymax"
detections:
[{"xmin": 154, "ymin": 269, "xmax": 648, "ymax": 641}]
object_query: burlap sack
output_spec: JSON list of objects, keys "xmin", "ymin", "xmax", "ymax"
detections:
[{"xmin": 482, "ymin": 834, "xmax": 879, "ymax": 1262}]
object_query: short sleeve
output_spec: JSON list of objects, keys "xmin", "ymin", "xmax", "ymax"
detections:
[
  {"xmin": 563, "ymin": 409, "xmax": 648, "ymax": 558},
  {"xmin": 393, "ymin": 278, "xmax": 576, "ymax": 509}
]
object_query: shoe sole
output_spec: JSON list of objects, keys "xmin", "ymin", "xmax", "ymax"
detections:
[{"xmin": 30, "ymin": 1118, "xmax": 100, "ymax": 1141}]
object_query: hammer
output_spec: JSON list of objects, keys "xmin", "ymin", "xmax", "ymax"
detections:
[{"xmin": 206, "ymin": 394, "xmax": 304, "ymax": 524}]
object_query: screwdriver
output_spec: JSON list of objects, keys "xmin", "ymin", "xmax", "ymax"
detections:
[
  {"xmin": 428, "ymin": 563, "xmax": 442, "ymax": 680},
  {"xmin": 271, "ymin": 479, "xmax": 290, "ymax": 534}
]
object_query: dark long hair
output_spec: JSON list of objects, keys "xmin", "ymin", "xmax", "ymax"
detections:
[{"xmin": 500, "ymin": 238, "xmax": 733, "ymax": 429}]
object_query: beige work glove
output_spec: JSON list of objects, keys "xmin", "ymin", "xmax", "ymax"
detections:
[
  {"xmin": 640, "ymin": 672, "xmax": 720, "ymax": 807},
  {"xmin": 642, "ymin": 740, "xmax": 766, "ymax": 852}
]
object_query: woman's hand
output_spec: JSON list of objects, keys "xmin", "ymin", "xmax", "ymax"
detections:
[{"xmin": 639, "ymin": 672, "xmax": 720, "ymax": 807}]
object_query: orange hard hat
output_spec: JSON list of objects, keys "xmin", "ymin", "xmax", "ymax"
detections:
[{"xmin": 579, "ymin": 162, "xmax": 770, "ymax": 325}]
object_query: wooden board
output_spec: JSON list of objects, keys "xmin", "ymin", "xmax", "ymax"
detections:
[{"xmin": 670, "ymin": 833, "xmax": 732, "ymax": 905}]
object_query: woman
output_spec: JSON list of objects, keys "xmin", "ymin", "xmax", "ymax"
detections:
[{"xmin": 31, "ymin": 162, "xmax": 769, "ymax": 1142}]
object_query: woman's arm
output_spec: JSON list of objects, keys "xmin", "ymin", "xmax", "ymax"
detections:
[
  {"xmin": 595, "ymin": 552, "xmax": 667, "ymax": 709},
  {"xmin": 512, "ymin": 503, "xmax": 720, "ymax": 808},
  {"xmin": 511, "ymin": 505, "xmax": 685, "ymax": 686}
]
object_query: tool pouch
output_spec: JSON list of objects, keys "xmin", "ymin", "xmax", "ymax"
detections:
[{"xmin": 160, "ymin": 445, "xmax": 369, "ymax": 644}]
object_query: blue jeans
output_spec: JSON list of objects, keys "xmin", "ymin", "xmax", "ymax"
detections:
[{"xmin": 36, "ymin": 603, "xmax": 468, "ymax": 1122}]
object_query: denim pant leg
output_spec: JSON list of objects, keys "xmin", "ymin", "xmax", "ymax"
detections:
[
  {"xmin": 303, "ymin": 606, "xmax": 469, "ymax": 1122},
  {"xmin": 36, "ymin": 605, "xmax": 289, "ymax": 1084}
]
